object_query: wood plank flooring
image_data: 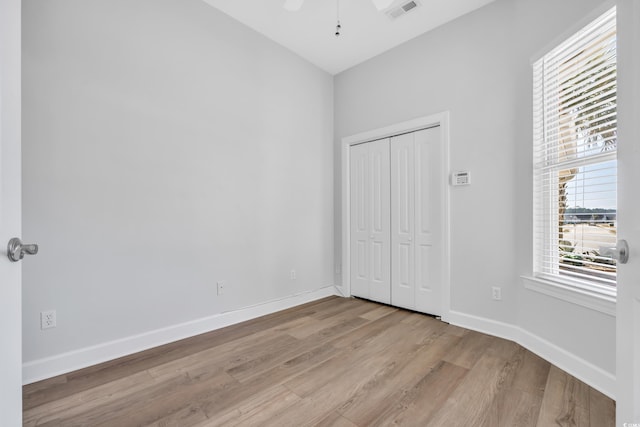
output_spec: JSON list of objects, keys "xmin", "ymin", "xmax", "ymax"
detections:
[{"xmin": 23, "ymin": 296, "xmax": 615, "ymax": 426}]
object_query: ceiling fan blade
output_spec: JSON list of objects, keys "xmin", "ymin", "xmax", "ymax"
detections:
[
  {"xmin": 371, "ymin": 0, "xmax": 394, "ymax": 10},
  {"xmin": 283, "ymin": 0, "xmax": 305, "ymax": 11}
]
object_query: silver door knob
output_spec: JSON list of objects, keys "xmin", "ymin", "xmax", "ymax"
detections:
[
  {"xmin": 600, "ymin": 239, "xmax": 629, "ymax": 264},
  {"xmin": 7, "ymin": 237, "xmax": 39, "ymax": 262}
]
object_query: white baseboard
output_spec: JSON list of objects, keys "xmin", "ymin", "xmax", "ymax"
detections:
[
  {"xmin": 24, "ymin": 288, "xmax": 615, "ymax": 400},
  {"xmin": 23, "ymin": 285, "xmax": 339, "ymax": 385},
  {"xmin": 447, "ymin": 310, "xmax": 616, "ymax": 400},
  {"xmin": 447, "ymin": 311, "xmax": 520, "ymax": 342},
  {"xmin": 334, "ymin": 285, "xmax": 347, "ymax": 298}
]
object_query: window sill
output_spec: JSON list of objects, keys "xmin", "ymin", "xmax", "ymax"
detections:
[{"xmin": 520, "ymin": 275, "xmax": 616, "ymax": 317}]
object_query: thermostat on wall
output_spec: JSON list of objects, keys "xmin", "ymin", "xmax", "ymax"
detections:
[{"xmin": 452, "ymin": 171, "xmax": 471, "ymax": 186}]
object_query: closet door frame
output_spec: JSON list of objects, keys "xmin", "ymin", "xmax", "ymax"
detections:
[{"xmin": 341, "ymin": 112, "xmax": 451, "ymax": 321}]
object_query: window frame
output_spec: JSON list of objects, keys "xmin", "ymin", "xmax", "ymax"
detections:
[{"xmin": 531, "ymin": 6, "xmax": 617, "ymax": 305}]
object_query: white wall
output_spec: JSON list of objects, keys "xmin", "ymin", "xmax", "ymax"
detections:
[
  {"xmin": 22, "ymin": 0, "xmax": 334, "ymax": 370},
  {"xmin": 334, "ymin": 0, "xmax": 615, "ymax": 391}
]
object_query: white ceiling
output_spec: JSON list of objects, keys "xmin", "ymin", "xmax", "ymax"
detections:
[{"xmin": 202, "ymin": 0, "xmax": 496, "ymax": 75}]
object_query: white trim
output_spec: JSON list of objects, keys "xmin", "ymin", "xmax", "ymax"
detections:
[
  {"xmin": 333, "ymin": 285, "xmax": 347, "ymax": 298},
  {"xmin": 447, "ymin": 310, "xmax": 616, "ymax": 400},
  {"xmin": 342, "ymin": 115, "xmax": 443, "ymax": 146},
  {"xmin": 447, "ymin": 311, "xmax": 519, "ymax": 342},
  {"xmin": 22, "ymin": 286, "xmax": 339, "ymax": 385},
  {"xmin": 341, "ymin": 112, "xmax": 451, "ymax": 320},
  {"xmin": 521, "ymin": 276, "xmax": 616, "ymax": 316},
  {"xmin": 517, "ymin": 327, "xmax": 616, "ymax": 401}
]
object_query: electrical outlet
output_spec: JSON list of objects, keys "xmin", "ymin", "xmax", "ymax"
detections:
[
  {"xmin": 217, "ymin": 281, "xmax": 225, "ymax": 296},
  {"xmin": 290, "ymin": 270, "xmax": 296, "ymax": 280},
  {"xmin": 492, "ymin": 287, "xmax": 502, "ymax": 301},
  {"xmin": 41, "ymin": 310, "xmax": 56, "ymax": 329}
]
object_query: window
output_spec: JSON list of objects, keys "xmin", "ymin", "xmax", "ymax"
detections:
[{"xmin": 533, "ymin": 8, "xmax": 617, "ymax": 292}]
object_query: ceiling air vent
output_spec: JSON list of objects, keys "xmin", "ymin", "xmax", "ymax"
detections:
[{"xmin": 385, "ymin": 0, "xmax": 419, "ymax": 20}]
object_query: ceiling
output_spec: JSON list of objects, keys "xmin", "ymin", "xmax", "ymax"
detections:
[{"xmin": 202, "ymin": 0, "xmax": 496, "ymax": 75}]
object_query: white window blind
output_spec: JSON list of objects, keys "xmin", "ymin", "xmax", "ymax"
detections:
[{"xmin": 533, "ymin": 7, "xmax": 617, "ymax": 289}]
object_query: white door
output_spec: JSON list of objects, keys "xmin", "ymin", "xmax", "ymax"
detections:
[
  {"xmin": 350, "ymin": 143, "xmax": 371, "ymax": 299},
  {"xmin": 616, "ymin": 0, "xmax": 640, "ymax": 422},
  {"xmin": 414, "ymin": 127, "xmax": 443, "ymax": 315},
  {"xmin": 390, "ymin": 133, "xmax": 415, "ymax": 310},
  {"xmin": 350, "ymin": 139, "xmax": 391, "ymax": 304},
  {"xmin": 391, "ymin": 127, "xmax": 443, "ymax": 315},
  {"xmin": 0, "ymin": 0, "xmax": 24, "ymax": 425}
]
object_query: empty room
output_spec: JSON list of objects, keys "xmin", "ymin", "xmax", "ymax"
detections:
[{"xmin": 1, "ymin": 0, "xmax": 639, "ymax": 425}]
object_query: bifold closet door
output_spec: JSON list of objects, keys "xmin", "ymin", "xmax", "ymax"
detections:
[
  {"xmin": 390, "ymin": 133, "xmax": 415, "ymax": 310},
  {"xmin": 391, "ymin": 127, "xmax": 443, "ymax": 315},
  {"xmin": 349, "ymin": 139, "xmax": 391, "ymax": 305}
]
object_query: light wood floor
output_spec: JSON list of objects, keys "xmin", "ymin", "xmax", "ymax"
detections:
[{"xmin": 23, "ymin": 296, "xmax": 615, "ymax": 426}]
